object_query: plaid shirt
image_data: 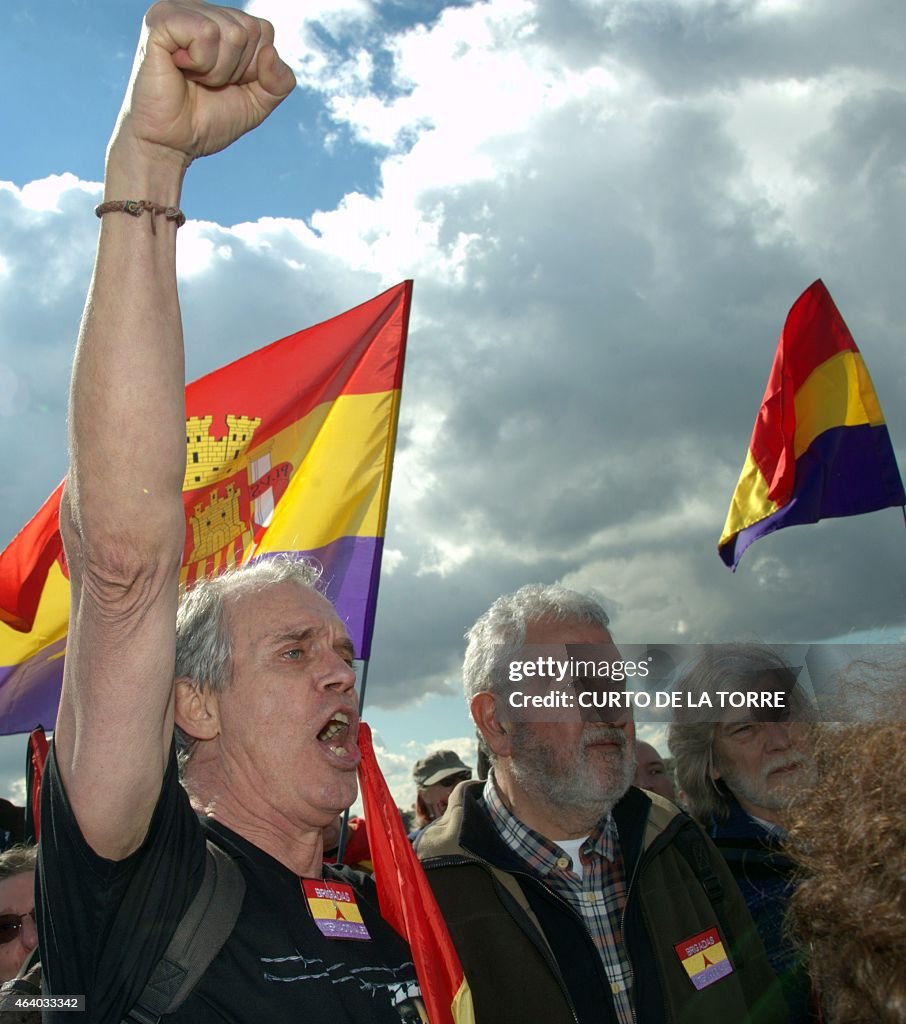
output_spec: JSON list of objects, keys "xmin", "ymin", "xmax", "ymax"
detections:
[{"xmin": 481, "ymin": 774, "xmax": 636, "ymax": 1024}]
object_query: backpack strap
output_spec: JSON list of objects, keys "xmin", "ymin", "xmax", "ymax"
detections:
[
  {"xmin": 123, "ymin": 840, "xmax": 245, "ymax": 1024},
  {"xmin": 673, "ymin": 822, "xmax": 724, "ymax": 905}
]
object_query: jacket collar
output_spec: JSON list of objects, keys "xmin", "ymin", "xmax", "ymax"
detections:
[
  {"xmin": 419, "ymin": 777, "xmax": 679, "ymax": 879},
  {"xmin": 709, "ymin": 793, "xmax": 783, "ymax": 843}
]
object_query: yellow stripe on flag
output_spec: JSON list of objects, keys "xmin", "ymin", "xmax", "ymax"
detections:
[
  {"xmin": 793, "ymin": 350, "xmax": 885, "ymax": 458},
  {"xmin": 306, "ymin": 897, "xmax": 365, "ymax": 924},
  {"xmin": 680, "ymin": 940, "xmax": 729, "ymax": 979},
  {"xmin": 719, "ymin": 449, "xmax": 779, "ymax": 546},
  {"xmin": 249, "ymin": 390, "xmax": 400, "ymax": 556},
  {"xmin": 451, "ymin": 980, "xmax": 476, "ymax": 1024},
  {"xmin": 1, "ymin": 562, "xmax": 69, "ymax": 665}
]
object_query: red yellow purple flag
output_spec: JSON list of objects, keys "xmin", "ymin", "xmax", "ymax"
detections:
[
  {"xmin": 719, "ymin": 279, "xmax": 905, "ymax": 568},
  {"xmin": 0, "ymin": 281, "xmax": 412, "ymax": 734},
  {"xmin": 357, "ymin": 723, "xmax": 475, "ymax": 1024}
]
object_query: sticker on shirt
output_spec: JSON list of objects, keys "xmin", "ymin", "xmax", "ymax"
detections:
[
  {"xmin": 302, "ymin": 879, "xmax": 372, "ymax": 940},
  {"xmin": 674, "ymin": 927, "xmax": 734, "ymax": 990}
]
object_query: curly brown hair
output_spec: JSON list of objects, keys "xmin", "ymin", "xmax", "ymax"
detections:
[{"xmin": 786, "ymin": 720, "xmax": 906, "ymax": 1024}]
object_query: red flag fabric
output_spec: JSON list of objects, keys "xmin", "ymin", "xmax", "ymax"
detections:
[
  {"xmin": 0, "ymin": 484, "xmax": 64, "ymax": 633},
  {"xmin": 27, "ymin": 726, "xmax": 49, "ymax": 843},
  {"xmin": 357, "ymin": 723, "xmax": 474, "ymax": 1024}
]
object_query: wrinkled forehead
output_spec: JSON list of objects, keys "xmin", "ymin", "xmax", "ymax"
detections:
[
  {"xmin": 522, "ymin": 616, "xmax": 615, "ymax": 648},
  {"xmin": 226, "ymin": 579, "xmax": 352, "ymax": 647}
]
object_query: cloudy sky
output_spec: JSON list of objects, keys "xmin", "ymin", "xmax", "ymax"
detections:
[{"xmin": 1, "ymin": 0, "xmax": 904, "ymax": 809}]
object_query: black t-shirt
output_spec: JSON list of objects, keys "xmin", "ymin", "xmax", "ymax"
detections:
[{"xmin": 37, "ymin": 744, "xmax": 425, "ymax": 1024}]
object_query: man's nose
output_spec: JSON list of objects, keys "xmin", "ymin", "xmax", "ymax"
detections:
[
  {"xmin": 762, "ymin": 722, "xmax": 793, "ymax": 751},
  {"xmin": 320, "ymin": 652, "xmax": 358, "ymax": 693},
  {"xmin": 21, "ymin": 913, "xmax": 37, "ymax": 952}
]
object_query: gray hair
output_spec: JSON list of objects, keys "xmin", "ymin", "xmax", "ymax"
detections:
[
  {"xmin": 667, "ymin": 643, "xmax": 808, "ymax": 824},
  {"xmin": 463, "ymin": 583, "xmax": 610, "ymax": 703},
  {"xmin": 174, "ymin": 556, "xmax": 322, "ymax": 771},
  {"xmin": 0, "ymin": 844, "xmax": 36, "ymax": 883}
]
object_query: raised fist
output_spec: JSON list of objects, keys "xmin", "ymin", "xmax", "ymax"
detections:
[{"xmin": 112, "ymin": 0, "xmax": 296, "ymax": 169}]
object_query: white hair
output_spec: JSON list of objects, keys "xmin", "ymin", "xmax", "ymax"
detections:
[{"xmin": 463, "ymin": 583, "xmax": 610, "ymax": 702}]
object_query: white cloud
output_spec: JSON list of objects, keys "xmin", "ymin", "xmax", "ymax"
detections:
[
  {"xmin": 369, "ymin": 733, "xmax": 477, "ymax": 812},
  {"xmin": 3, "ymin": 0, "xmax": 904, "ymax": 733},
  {"xmin": 246, "ymin": 0, "xmax": 375, "ymax": 39},
  {"xmin": 380, "ymin": 548, "xmax": 406, "ymax": 574},
  {"xmin": 176, "ymin": 227, "xmax": 219, "ymax": 279},
  {"xmin": 15, "ymin": 173, "xmax": 98, "ymax": 212}
]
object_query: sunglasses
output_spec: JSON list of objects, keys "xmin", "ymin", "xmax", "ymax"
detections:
[
  {"xmin": 437, "ymin": 773, "xmax": 471, "ymax": 788},
  {"xmin": 0, "ymin": 911, "xmax": 35, "ymax": 946}
]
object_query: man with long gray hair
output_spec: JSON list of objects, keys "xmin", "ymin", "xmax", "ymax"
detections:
[
  {"xmin": 417, "ymin": 584, "xmax": 786, "ymax": 1024},
  {"xmin": 667, "ymin": 643, "xmax": 816, "ymax": 1024}
]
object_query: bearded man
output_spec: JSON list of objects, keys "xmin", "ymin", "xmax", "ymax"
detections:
[
  {"xmin": 668, "ymin": 643, "xmax": 817, "ymax": 1024},
  {"xmin": 416, "ymin": 585, "xmax": 787, "ymax": 1024}
]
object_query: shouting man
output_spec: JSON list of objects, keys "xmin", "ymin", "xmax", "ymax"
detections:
[{"xmin": 36, "ymin": 4, "xmax": 423, "ymax": 1022}]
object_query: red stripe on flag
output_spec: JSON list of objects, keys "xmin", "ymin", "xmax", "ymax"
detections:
[
  {"xmin": 186, "ymin": 282, "xmax": 412, "ymax": 450},
  {"xmin": 750, "ymin": 279, "xmax": 861, "ymax": 506},
  {"xmin": 28, "ymin": 726, "xmax": 49, "ymax": 843},
  {"xmin": 0, "ymin": 483, "xmax": 64, "ymax": 634},
  {"xmin": 357, "ymin": 722, "xmax": 466, "ymax": 1024}
]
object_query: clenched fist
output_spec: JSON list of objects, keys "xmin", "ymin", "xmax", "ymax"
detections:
[{"xmin": 111, "ymin": 0, "xmax": 296, "ymax": 174}]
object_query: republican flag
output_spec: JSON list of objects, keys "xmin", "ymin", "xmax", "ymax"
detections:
[
  {"xmin": 0, "ymin": 282, "xmax": 412, "ymax": 734},
  {"xmin": 357, "ymin": 723, "xmax": 475, "ymax": 1024},
  {"xmin": 719, "ymin": 279, "xmax": 904, "ymax": 568}
]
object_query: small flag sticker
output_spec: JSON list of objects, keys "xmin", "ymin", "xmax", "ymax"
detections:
[
  {"xmin": 674, "ymin": 926, "xmax": 734, "ymax": 991},
  {"xmin": 302, "ymin": 879, "xmax": 371, "ymax": 941}
]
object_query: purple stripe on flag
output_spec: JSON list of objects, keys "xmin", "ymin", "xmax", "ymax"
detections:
[
  {"xmin": 311, "ymin": 918, "xmax": 371, "ymax": 941},
  {"xmin": 721, "ymin": 423, "xmax": 905, "ymax": 568},
  {"xmin": 0, "ymin": 638, "xmax": 66, "ymax": 736},
  {"xmin": 251, "ymin": 535, "xmax": 384, "ymax": 660},
  {"xmin": 0, "ymin": 535, "xmax": 385, "ymax": 736},
  {"xmin": 689, "ymin": 958, "xmax": 733, "ymax": 991}
]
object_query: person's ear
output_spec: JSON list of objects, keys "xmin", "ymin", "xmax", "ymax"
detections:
[
  {"xmin": 415, "ymin": 793, "xmax": 430, "ymax": 823},
  {"xmin": 471, "ymin": 691, "xmax": 513, "ymax": 759},
  {"xmin": 174, "ymin": 679, "xmax": 220, "ymax": 741}
]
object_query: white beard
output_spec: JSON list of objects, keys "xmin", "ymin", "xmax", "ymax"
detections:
[{"xmin": 509, "ymin": 723, "xmax": 636, "ymax": 827}]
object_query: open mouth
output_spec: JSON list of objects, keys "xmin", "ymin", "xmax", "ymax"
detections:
[{"xmin": 316, "ymin": 710, "xmax": 355, "ymax": 758}]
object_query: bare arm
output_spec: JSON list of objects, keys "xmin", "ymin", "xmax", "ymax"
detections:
[{"xmin": 56, "ymin": 0, "xmax": 295, "ymax": 860}]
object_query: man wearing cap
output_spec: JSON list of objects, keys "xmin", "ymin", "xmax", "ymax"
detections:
[
  {"xmin": 416, "ymin": 584, "xmax": 788, "ymax": 1024},
  {"xmin": 411, "ymin": 751, "xmax": 472, "ymax": 834}
]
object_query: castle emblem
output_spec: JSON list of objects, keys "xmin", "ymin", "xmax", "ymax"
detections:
[
  {"xmin": 182, "ymin": 413, "xmax": 262, "ymax": 581},
  {"xmin": 184, "ymin": 414, "xmax": 262, "ymax": 491},
  {"xmin": 188, "ymin": 483, "xmax": 245, "ymax": 563}
]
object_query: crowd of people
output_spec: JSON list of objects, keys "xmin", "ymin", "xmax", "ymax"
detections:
[{"xmin": 3, "ymin": 2, "xmax": 903, "ymax": 1022}]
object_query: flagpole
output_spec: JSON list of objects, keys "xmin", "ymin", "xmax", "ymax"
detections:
[{"xmin": 334, "ymin": 658, "xmax": 371, "ymax": 864}]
